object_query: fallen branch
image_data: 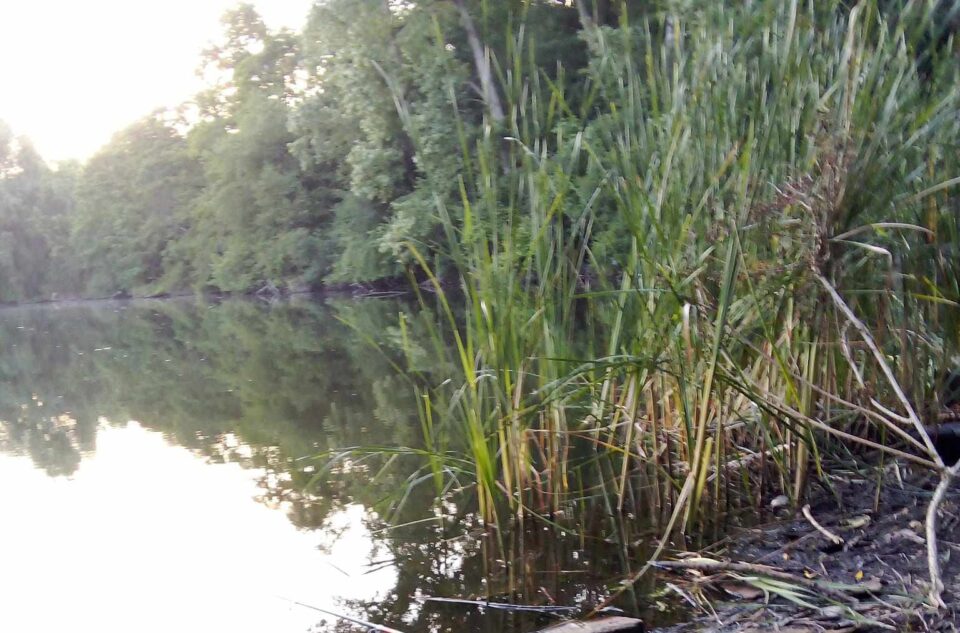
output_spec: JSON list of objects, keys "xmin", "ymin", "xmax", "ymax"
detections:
[
  {"xmin": 654, "ymin": 557, "xmax": 857, "ymax": 604},
  {"xmin": 802, "ymin": 504, "xmax": 844, "ymax": 546},
  {"xmin": 925, "ymin": 459, "xmax": 960, "ymax": 608}
]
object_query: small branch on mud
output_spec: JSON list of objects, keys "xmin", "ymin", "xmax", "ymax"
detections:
[
  {"xmin": 926, "ymin": 460, "xmax": 960, "ymax": 609},
  {"xmin": 654, "ymin": 557, "xmax": 857, "ymax": 604},
  {"xmin": 802, "ymin": 504, "xmax": 844, "ymax": 546}
]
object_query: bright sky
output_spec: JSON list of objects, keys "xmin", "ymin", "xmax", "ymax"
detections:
[{"xmin": 0, "ymin": 1, "xmax": 314, "ymax": 163}]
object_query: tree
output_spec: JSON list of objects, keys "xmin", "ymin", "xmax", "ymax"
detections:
[
  {"xmin": 175, "ymin": 5, "xmax": 333, "ymax": 293},
  {"xmin": 0, "ymin": 128, "xmax": 77, "ymax": 301},
  {"xmin": 71, "ymin": 113, "xmax": 202, "ymax": 296}
]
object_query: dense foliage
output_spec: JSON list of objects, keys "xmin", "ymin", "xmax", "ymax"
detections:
[
  {"xmin": 1, "ymin": 1, "xmax": 955, "ymax": 302},
  {"xmin": 0, "ymin": 0, "xmax": 595, "ymax": 301}
]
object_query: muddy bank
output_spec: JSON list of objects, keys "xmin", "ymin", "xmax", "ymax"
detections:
[{"xmin": 651, "ymin": 461, "xmax": 960, "ymax": 632}]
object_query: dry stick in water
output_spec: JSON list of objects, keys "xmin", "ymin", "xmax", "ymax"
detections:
[
  {"xmin": 816, "ymin": 274, "xmax": 951, "ymax": 610},
  {"xmin": 587, "ymin": 469, "xmax": 698, "ymax": 616}
]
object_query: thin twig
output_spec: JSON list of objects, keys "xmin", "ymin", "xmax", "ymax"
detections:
[{"xmin": 802, "ymin": 504, "xmax": 844, "ymax": 545}]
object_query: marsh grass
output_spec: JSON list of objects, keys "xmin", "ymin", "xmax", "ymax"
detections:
[{"xmin": 363, "ymin": 0, "xmax": 960, "ymax": 565}]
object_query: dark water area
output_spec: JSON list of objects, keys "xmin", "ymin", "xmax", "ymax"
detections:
[{"xmin": 0, "ymin": 297, "xmax": 685, "ymax": 633}]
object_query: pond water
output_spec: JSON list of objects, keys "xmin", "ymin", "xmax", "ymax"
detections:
[{"xmin": 0, "ymin": 297, "xmax": 678, "ymax": 633}]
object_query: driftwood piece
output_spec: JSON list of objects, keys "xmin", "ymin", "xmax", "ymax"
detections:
[{"xmin": 536, "ymin": 616, "xmax": 645, "ymax": 633}]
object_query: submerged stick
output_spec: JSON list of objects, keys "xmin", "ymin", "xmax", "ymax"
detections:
[
  {"xmin": 277, "ymin": 596, "xmax": 407, "ymax": 633},
  {"xmin": 588, "ymin": 467, "xmax": 699, "ymax": 615},
  {"xmin": 418, "ymin": 596, "xmax": 579, "ymax": 614}
]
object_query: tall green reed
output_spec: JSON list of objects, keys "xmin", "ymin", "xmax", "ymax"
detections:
[{"xmin": 383, "ymin": 0, "xmax": 960, "ymax": 549}]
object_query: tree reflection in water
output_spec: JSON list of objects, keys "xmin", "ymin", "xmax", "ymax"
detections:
[{"xmin": 0, "ymin": 297, "xmax": 685, "ymax": 632}]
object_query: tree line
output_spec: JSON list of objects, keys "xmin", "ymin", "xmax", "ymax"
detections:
[
  {"xmin": 0, "ymin": 0, "xmax": 956, "ymax": 304},
  {"xmin": 0, "ymin": 1, "xmax": 600, "ymax": 302}
]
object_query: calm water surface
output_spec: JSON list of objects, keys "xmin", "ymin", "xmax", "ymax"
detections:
[{"xmin": 0, "ymin": 297, "xmax": 676, "ymax": 633}]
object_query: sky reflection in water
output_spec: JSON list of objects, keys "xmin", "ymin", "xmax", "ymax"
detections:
[
  {"xmin": 0, "ymin": 421, "xmax": 395, "ymax": 633},
  {"xmin": 0, "ymin": 298, "xmax": 418, "ymax": 633}
]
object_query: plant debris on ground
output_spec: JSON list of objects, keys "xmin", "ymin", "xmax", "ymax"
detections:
[{"xmin": 653, "ymin": 462, "xmax": 960, "ymax": 632}]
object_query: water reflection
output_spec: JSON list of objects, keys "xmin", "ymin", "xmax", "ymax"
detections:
[
  {"xmin": 0, "ymin": 297, "xmax": 419, "ymax": 632},
  {"xmin": 0, "ymin": 297, "xmax": 682, "ymax": 633},
  {"xmin": 0, "ymin": 421, "xmax": 398, "ymax": 633}
]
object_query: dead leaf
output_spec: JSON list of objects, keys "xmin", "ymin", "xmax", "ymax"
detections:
[{"xmin": 719, "ymin": 581, "xmax": 765, "ymax": 600}]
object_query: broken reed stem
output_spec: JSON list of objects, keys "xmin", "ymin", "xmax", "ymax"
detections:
[
  {"xmin": 802, "ymin": 503, "xmax": 844, "ymax": 545},
  {"xmin": 926, "ymin": 459, "xmax": 960, "ymax": 609},
  {"xmin": 817, "ymin": 273, "xmax": 956, "ymax": 612},
  {"xmin": 654, "ymin": 558, "xmax": 856, "ymax": 604},
  {"xmin": 815, "ymin": 274, "xmax": 943, "ymax": 468}
]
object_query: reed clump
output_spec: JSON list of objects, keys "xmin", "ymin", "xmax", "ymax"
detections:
[{"xmin": 390, "ymin": 0, "xmax": 960, "ymax": 554}]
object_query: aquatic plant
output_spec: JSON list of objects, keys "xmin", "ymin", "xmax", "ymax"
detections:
[{"xmin": 355, "ymin": 0, "xmax": 960, "ymax": 607}]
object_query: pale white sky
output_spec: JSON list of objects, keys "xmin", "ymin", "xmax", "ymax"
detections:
[{"xmin": 0, "ymin": 1, "xmax": 314, "ymax": 163}]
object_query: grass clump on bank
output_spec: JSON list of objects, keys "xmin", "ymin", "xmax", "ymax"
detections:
[{"xmin": 390, "ymin": 0, "xmax": 960, "ymax": 569}]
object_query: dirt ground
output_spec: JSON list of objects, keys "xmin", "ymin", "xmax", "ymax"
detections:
[{"xmin": 653, "ymin": 461, "xmax": 960, "ymax": 632}]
